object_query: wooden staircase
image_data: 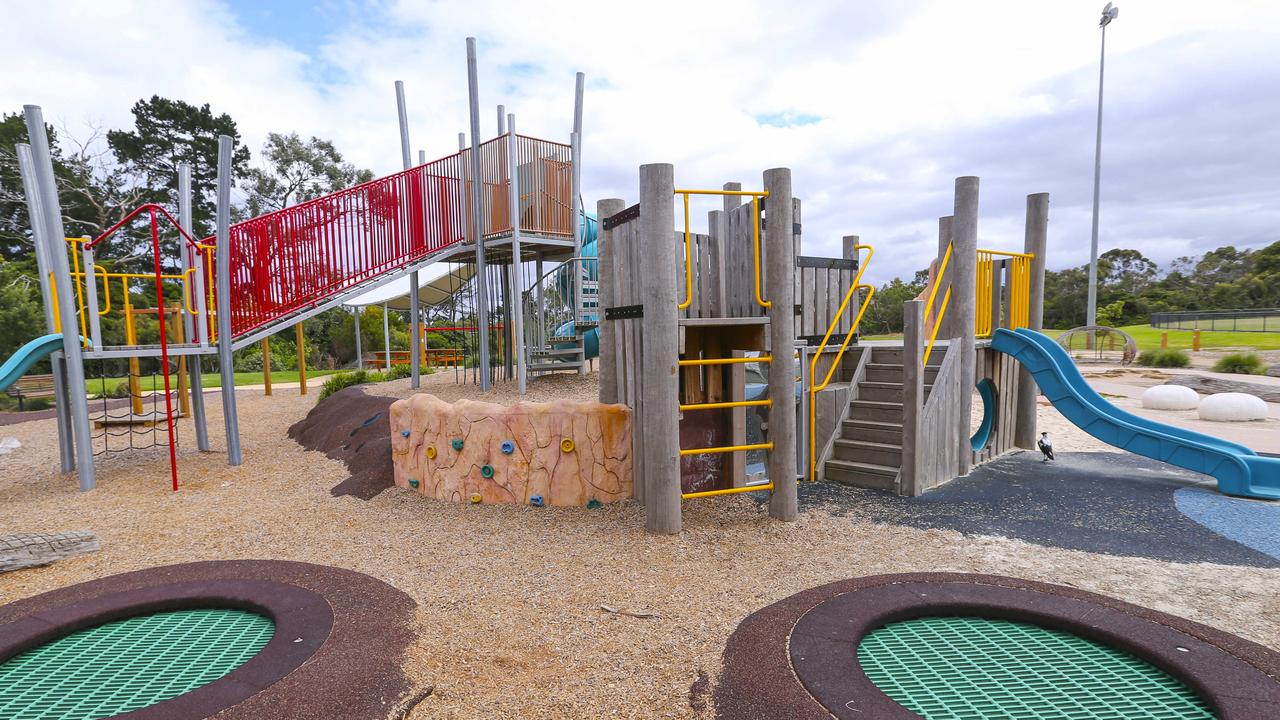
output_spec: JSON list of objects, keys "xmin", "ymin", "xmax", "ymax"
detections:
[{"xmin": 824, "ymin": 345, "xmax": 944, "ymax": 490}]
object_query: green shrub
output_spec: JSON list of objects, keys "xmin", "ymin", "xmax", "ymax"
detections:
[
  {"xmin": 1136, "ymin": 348, "xmax": 1191, "ymax": 368},
  {"xmin": 22, "ymin": 397, "xmax": 52, "ymax": 411},
  {"xmin": 385, "ymin": 364, "xmax": 412, "ymax": 380},
  {"xmin": 318, "ymin": 369, "xmax": 387, "ymax": 400},
  {"xmin": 110, "ymin": 381, "xmax": 133, "ymax": 399},
  {"xmin": 1212, "ymin": 352, "xmax": 1266, "ymax": 375}
]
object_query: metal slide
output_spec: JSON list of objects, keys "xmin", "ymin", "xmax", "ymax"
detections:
[
  {"xmin": 992, "ymin": 328, "xmax": 1280, "ymax": 500},
  {"xmin": 0, "ymin": 334, "xmax": 71, "ymax": 392}
]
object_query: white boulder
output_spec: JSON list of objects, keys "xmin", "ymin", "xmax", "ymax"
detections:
[
  {"xmin": 1141, "ymin": 385, "xmax": 1200, "ymax": 411},
  {"xmin": 1197, "ymin": 392, "xmax": 1269, "ymax": 422}
]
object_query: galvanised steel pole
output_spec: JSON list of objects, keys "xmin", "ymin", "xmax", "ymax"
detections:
[
  {"xmin": 24, "ymin": 106, "xmax": 95, "ymax": 490},
  {"xmin": 1087, "ymin": 6, "xmax": 1117, "ymax": 327},
  {"xmin": 466, "ymin": 37, "xmax": 491, "ymax": 390},
  {"xmin": 395, "ymin": 80, "xmax": 421, "ymax": 390},
  {"xmin": 179, "ymin": 163, "xmax": 210, "ymax": 451},
  {"xmin": 215, "ymin": 135, "xmax": 242, "ymax": 466}
]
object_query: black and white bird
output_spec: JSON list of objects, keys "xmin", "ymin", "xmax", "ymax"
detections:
[{"xmin": 1037, "ymin": 432, "xmax": 1055, "ymax": 462}]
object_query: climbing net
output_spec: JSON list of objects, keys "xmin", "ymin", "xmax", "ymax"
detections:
[{"xmin": 90, "ymin": 360, "xmax": 181, "ymax": 458}]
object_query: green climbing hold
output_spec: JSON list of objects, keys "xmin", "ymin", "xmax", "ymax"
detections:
[
  {"xmin": 481, "ymin": 464, "xmax": 495, "ymax": 478},
  {"xmin": 586, "ymin": 499, "xmax": 602, "ymax": 509},
  {"xmin": 408, "ymin": 478, "xmax": 420, "ymax": 489},
  {"xmin": 451, "ymin": 438, "xmax": 464, "ymax": 451}
]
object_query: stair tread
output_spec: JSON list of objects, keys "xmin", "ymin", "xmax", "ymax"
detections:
[
  {"xmin": 859, "ymin": 381, "xmax": 936, "ymax": 389},
  {"xmin": 530, "ymin": 362, "xmax": 583, "ymax": 371},
  {"xmin": 851, "ymin": 399, "xmax": 903, "ymax": 408},
  {"xmin": 825, "ymin": 458, "xmax": 899, "ymax": 475},
  {"xmin": 845, "ymin": 419, "xmax": 903, "ymax": 430},
  {"xmin": 834, "ymin": 438, "xmax": 903, "ymax": 451}
]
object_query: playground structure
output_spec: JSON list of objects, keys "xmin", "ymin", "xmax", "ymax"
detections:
[{"xmin": 9, "ymin": 38, "xmax": 594, "ymax": 492}]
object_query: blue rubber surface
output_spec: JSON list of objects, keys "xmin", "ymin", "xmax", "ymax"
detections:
[
  {"xmin": 0, "ymin": 334, "xmax": 71, "ymax": 392},
  {"xmin": 1175, "ymin": 487, "xmax": 1280, "ymax": 561},
  {"xmin": 992, "ymin": 328, "xmax": 1280, "ymax": 500}
]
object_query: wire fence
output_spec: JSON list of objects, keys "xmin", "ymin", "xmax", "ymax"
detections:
[{"xmin": 1150, "ymin": 309, "xmax": 1280, "ymax": 333}]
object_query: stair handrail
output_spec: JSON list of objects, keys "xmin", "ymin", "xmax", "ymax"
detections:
[
  {"xmin": 807, "ymin": 242, "xmax": 876, "ymax": 480},
  {"xmin": 922, "ymin": 242, "xmax": 954, "ymax": 366},
  {"xmin": 521, "ymin": 256, "xmax": 598, "ymax": 364}
]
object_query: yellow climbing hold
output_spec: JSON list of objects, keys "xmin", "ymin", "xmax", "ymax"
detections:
[
  {"xmin": 470, "ymin": 493, "xmax": 483, "ymax": 504},
  {"xmin": 426, "ymin": 445, "xmax": 437, "ymax": 459},
  {"xmin": 560, "ymin": 438, "xmax": 575, "ymax": 453}
]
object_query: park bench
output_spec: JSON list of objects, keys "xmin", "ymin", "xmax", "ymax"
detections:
[{"xmin": 6, "ymin": 374, "xmax": 55, "ymax": 411}]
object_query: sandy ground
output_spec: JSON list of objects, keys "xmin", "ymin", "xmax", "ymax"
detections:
[{"xmin": 2, "ymin": 369, "xmax": 1280, "ymax": 718}]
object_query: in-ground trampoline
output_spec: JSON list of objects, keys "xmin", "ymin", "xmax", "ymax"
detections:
[
  {"xmin": 0, "ymin": 560, "xmax": 421, "ymax": 720},
  {"xmin": 717, "ymin": 573, "xmax": 1280, "ymax": 719}
]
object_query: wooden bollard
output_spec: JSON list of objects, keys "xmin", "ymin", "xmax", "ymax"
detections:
[
  {"xmin": 1193, "ymin": 329, "xmax": 1201, "ymax": 352},
  {"xmin": 1161, "ymin": 332, "xmax": 1168, "ymax": 349}
]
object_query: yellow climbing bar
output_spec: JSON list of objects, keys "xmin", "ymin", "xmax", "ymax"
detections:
[
  {"xmin": 682, "ymin": 483, "xmax": 773, "ymax": 500},
  {"xmin": 678, "ymin": 355, "xmax": 770, "ymax": 366},
  {"xmin": 976, "ymin": 248, "xmax": 1035, "ymax": 336},
  {"xmin": 922, "ymin": 242, "xmax": 954, "ymax": 366},
  {"xmin": 679, "ymin": 442, "xmax": 772, "ymax": 457},
  {"xmin": 679, "ymin": 399, "xmax": 771, "ymax": 412},
  {"xmin": 807, "ymin": 242, "xmax": 875, "ymax": 480},
  {"xmin": 673, "ymin": 188, "xmax": 769, "ymax": 311}
]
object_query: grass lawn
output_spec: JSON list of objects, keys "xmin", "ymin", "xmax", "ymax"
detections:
[
  {"xmin": 90, "ymin": 369, "xmax": 345, "ymax": 393},
  {"xmin": 862, "ymin": 324, "xmax": 1280, "ymax": 352}
]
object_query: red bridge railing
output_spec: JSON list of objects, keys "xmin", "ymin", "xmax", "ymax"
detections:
[{"xmin": 206, "ymin": 134, "xmax": 573, "ymax": 340}]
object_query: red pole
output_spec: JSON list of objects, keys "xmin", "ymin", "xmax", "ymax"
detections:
[{"xmin": 150, "ymin": 209, "xmax": 179, "ymax": 490}]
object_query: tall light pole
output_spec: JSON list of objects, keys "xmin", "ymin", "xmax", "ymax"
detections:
[{"xmin": 1087, "ymin": 2, "xmax": 1119, "ymax": 327}]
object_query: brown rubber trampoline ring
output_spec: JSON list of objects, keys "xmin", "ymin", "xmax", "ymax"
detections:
[
  {"xmin": 0, "ymin": 560, "xmax": 418, "ymax": 720},
  {"xmin": 716, "ymin": 572, "xmax": 1280, "ymax": 720}
]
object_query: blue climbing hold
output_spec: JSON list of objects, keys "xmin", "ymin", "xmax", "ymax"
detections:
[
  {"xmin": 400, "ymin": 429, "xmax": 411, "ymax": 438},
  {"xmin": 451, "ymin": 438, "xmax": 465, "ymax": 451},
  {"xmin": 501, "ymin": 440, "xmax": 515, "ymax": 454},
  {"xmin": 529, "ymin": 494, "xmax": 544, "ymax": 507}
]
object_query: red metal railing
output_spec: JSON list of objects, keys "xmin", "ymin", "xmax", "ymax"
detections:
[{"xmin": 205, "ymin": 134, "xmax": 574, "ymax": 339}]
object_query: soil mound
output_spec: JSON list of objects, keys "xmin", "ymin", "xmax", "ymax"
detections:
[{"xmin": 288, "ymin": 386, "xmax": 396, "ymax": 500}]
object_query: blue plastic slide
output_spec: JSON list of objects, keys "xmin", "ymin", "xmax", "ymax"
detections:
[
  {"xmin": 992, "ymin": 328, "xmax": 1280, "ymax": 500},
  {"xmin": 0, "ymin": 334, "xmax": 72, "ymax": 392}
]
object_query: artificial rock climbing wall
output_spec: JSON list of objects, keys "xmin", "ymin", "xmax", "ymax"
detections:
[{"xmin": 389, "ymin": 394, "xmax": 633, "ymax": 506}]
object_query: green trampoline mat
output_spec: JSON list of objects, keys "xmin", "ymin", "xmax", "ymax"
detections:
[
  {"xmin": 857, "ymin": 616, "xmax": 1213, "ymax": 720},
  {"xmin": 0, "ymin": 608, "xmax": 274, "ymax": 720}
]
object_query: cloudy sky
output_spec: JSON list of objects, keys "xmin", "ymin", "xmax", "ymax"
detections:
[{"xmin": 5, "ymin": 0, "xmax": 1279, "ymax": 284}]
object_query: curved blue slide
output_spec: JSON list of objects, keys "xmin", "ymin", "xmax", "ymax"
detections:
[
  {"xmin": 0, "ymin": 334, "xmax": 71, "ymax": 392},
  {"xmin": 992, "ymin": 328, "xmax": 1280, "ymax": 500}
]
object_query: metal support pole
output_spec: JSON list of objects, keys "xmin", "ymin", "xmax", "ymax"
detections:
[
  {"xmin": 214, "ymin": 135, "xmax": 242, "ymax": 465},
  {"xmin": 1087, "ymin": 21, "xmax": 1110, "ymax": 328},
  {"xmin": 1015, "ymin": 193, "xmax": 1050, "ymax": 449},
  {"xmin": 466, "ymin": 37, "xmax": 491, "ymax": 390},
  {"xmin": 395, "ymin": 80, "xmax": 422, "ymax": 389},
  {"xmin": 353, "ymin": 307, "xmax": 363, "ymax": 369},
  {"xmin": 764, "ymin": 168, "xmax": 797, "ymax": 521},
  {"xmin": 952, "ymin": 176, "xmax": 979, "ymax": 477},
  {"xmin": 497, "ymin": 105, "xmax": 506, "ymax": 135},
  {"xmin": 179, "ymin": 163, "xmax": 210, "ymax": 450},
  {"xmin": 570, "ymin": 72, "xmax": 585, "ymax": 375},
  {"xmin": 596, "ymin": 198, "xmax": 625, "ymax": 404},
  {"xmin": 25, "ymin": 106, "xmax": 95, "ymax": 490},
  {"xmin": 507, "ymin": 114, "xmax": 526, "ymax": 394},
  {"xmin": 16, "ymin": 142, "xmax": 75, "ymax": 473},
  {"xmin": 535, "ymin": 253, "xmax": 545, "ymax": 351},
  {"xmin": 383, "ymin": 303, "xmax": 391, "ymax": 370},
  {"xmin": 639, "ymin": 163, "xmax": 679, "ymax": 534}
]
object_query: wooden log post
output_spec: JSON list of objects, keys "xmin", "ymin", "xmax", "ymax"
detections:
[
  {"xmin": 1161, "ymin": 332, "xmax": 1169, "ymax": 349},
  {"xmin": 1193, "ymin": 329, "xmax": 1201, "ymax": 352},
  {"xmin": 951, "ymin": 177, "xmax": 979, "ymax": 477},
  {"xmin": 296, "ymin": 323, "xmax": 307, "ymax": 395},
  {"xmin": 639, "ymin": 164, "xmax": 680, "ymax": 534},
  {"xmin": 937, "ymin": 215, "xmax": 954, "ymax": 341},
  {"xmin": 900, "ymin": 300, "xmax": 925, "ymax": 495},
  {"xmin": 262, "ymin": 337, "xmax": 273, "ymax": 396},
  {"xmin": 597, "ymin": 198, "xmax": 625, "ymax": 404},
  {"xmin": 722, "ymin": 183, "xmax": 747, "ymax": 488},
  {"xmin": 1015, "ymin": 192, "xmax": 1049, "ymax": 449},
  {"xmin": 764, "ymin": 168, "xmax": 798, "ymax": 522}
]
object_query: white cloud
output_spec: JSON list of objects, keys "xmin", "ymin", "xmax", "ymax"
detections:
[{"xmin": 4, "ymin": 0, "xmax": 1279, "ymax": 285}]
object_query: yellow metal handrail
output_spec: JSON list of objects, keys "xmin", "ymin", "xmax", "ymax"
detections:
[
  {"xmin": 922, "ymin": 242, "xmax": 954, "ymax": 366},
  {"xmin": 682, "ymin": 482, "xmax": 773, "ymax": 500},
  {"xmin": 807, "ymin": 243, "xmax": 876, "ymax": 480},
  {"xmin": 674, "ymin": 188, "xmax": 769, "ymax": 311},
  {"xmin": 677, "ymin": 355, "xmax": 770, "ymax": 366},
  {"xmin": 679, "ymin": 442, "xmax": 773, "ymax": 457},
  {"xmin": 679, "ymin": 399, "xmax": 771, "ymax": 412}
]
